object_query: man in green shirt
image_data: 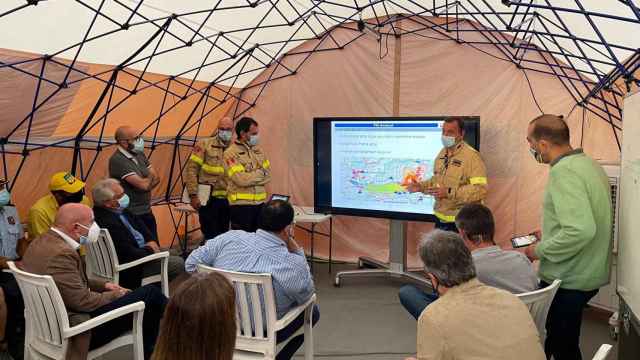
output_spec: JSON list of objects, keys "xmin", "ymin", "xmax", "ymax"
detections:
[{"xmin": 524, "ymin": 114, "xmax": 612, "ymax": 360}]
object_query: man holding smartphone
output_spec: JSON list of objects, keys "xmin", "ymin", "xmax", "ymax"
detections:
[
  {"xmin": 407, "ymin": 117, "xmax": 488, "ymax": 231},
  {"xmin": 524, "ymin": 114, "xmax": 612, "ymax": 360}
]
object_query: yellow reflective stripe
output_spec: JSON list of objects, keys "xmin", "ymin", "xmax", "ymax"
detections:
[
  {"xmin": 189, "ymin": 154, "xmax": 204, "ymax": 165},
  {"xmin": 212, "ymin": 190, "xmax": 227, "ymax": 197},
  {"xmin": 228, "ymin": 164, "xmax": 245, "ymax": 177},
  {"xmin": 262, "ymin": 160, "xmax": 270, "ymax": 169},
  {"xmin": 469, "ymin": 177, "xmax": 488, "ymax": 185},
  {"xmin": 228, "ymin": 192, "xmax": 267, "ymax": 202},
  {"xmin": 201, "ymin": 164, "xmax": 224, "ymax": 175},
  {"xmin": 434, "ymin": 211, "xmax": 456, "ymax": 223}
]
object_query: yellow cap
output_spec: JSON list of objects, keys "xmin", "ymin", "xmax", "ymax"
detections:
[{"xmin": 49, "ymin": 172, "xmax": 85, "ymax": 193}]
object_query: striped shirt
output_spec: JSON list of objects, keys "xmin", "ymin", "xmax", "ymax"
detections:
[{"xmin": 185, "ymin": 229, "xmax": 314, "ymax": 319}]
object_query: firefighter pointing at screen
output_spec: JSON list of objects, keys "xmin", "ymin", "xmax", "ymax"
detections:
[{"xmin": 406, "ymin": 117, "xmax": 488, "ymax": 231}]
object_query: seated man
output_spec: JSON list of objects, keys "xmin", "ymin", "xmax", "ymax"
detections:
[
  {"xmin": 22, "ymin": 203, "xmax": 167, "ymax": 359},
  {"xmin": 186, "ymin": 200, "xmax": 318, "ymax": 360},
  {"xmin": 406, "ymin": 230, "xmax": 544, "ymax": 360},
  {"xmin": 0, "ymin": 178, "xmax": 26, "ymax": 359},
  {"xmin": 92, "ymin": 178, "xmax": 184, "ymax": 290},
  {"xmin": 399, "ymin": 203, "xmax": 538, "ymax": 319},
  {"xmin": 28, "ymin": 172, "xmax": 92, "ymax": 239}
]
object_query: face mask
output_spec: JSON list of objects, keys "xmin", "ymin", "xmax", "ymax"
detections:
[
  {"xmin": 529, "ymin": 147, "xmax": 544, "ymax": 163},
  {"xmin": 117, "ymin": 194, "xmax": 130, "ymax": 210},
  {"xmin": 428, "ymin": 273, "xmax": 440, "ymax": 296},
  {"xmin": 248, "ymin": 134, "xmax": 259, "ymax": 147},
  {"xmin": 78, "ymin": 222, "xmax": 100, "ymax": 245},
  {"xmin": 133, "ymin": 138, "xmax": 145, "ymax": 153},
  {"xmin": 63, "ymin": 190, "xmax": 84, "ymax": 204},
  {"xmin": 441, "ymin": 135, "xmax": 456, "ymax": 148},
  {"xmin": 218, "ymin": 130, "xmax": 232, "ymax": 143},
  {"xmin": 0, "ymin": 189, "xmax": 10, "ymax": 206}
]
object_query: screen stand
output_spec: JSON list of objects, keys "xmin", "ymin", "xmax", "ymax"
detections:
[{"xmin": 334, "ymin": 220, "xmax": 431, "ymax": 288}]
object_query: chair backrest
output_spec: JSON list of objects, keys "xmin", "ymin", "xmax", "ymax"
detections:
[
  {"xmin": 517, "ymin": 279, "xmax": 562, "ymax": 341},
  {"xmin": 8, "ymin": 262, "xmax": 71, "ymax": 358},
  {"xmin": 197, "ymin": 265, "xmax": 278, "ymax": 345},
  {"xmin": 592, "ymin": 344, "xmax": 613, "ymax": 360},
  {"xmin": 85, "ymin": 228, "xmax": 120, "ymax": 283}
]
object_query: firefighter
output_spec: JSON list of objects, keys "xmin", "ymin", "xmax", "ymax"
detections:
[
  {"xmin": 185, "ymin": 117, "xmax": 234, "ymax": 240},
  {"xmin": 223, "ymin": 117, "xmax": 271, "ymax": 232},
  {"xmin": 407, "ymin": 117, "xmax": 488, "ymax": 231}
]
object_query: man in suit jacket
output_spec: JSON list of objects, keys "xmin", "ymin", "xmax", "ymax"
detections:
[
  {"xmin": 91, "ymin": 178, "xmax": 184, "ymax": 290},
  {"xmin": 21, "ymin": 203, "xmax": 167, "ymax": 360}
]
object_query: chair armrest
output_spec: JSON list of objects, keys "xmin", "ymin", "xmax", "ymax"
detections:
[
  {"xmin": 117, "ymin": 251, "xmax": 169, "ymax": 271},
  {"xmin": 274, "ymin": 294, "xmax": 316, "ymax": 331},
  {"xmin": 64, "ymin": 301, "xmax": 145, "ymax": 338}
]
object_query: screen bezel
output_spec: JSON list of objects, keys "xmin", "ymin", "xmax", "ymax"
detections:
[{"xmin": 313, "ymin": 116, "xmax": 480, "ymax": 222}]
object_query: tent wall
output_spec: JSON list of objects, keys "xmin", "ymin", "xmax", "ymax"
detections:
[
  {"xmin": 0, "ymin": 48, "xmax": 238, "ymax": 245},
  {"xmin": 234, "ymin": 18, "xmax": 620, "ymax": 267}
]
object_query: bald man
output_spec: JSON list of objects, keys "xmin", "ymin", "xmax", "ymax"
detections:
[
  {"xmin": 524, "ymin": 114, "xmax": 612, "ymax": 360},
  {"xmin": 109, "ymin": 126, "xmax": 161, "ymax": 241},
  {"xmin": 22, "ymin": 203, "xmax": 167, "ymax": 359},
  {"xmin": 184, "ymin": 117, "xmax": 234, "ymax": 240}
]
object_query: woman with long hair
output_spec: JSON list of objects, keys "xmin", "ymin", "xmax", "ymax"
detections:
[{"xmin": 152, "ymin": 272, "xmax": 236, "ymax": 360}]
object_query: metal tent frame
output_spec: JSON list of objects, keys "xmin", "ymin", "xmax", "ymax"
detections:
[{"xmin": 0, "ymin": 0, "xmax": 638, "ymax": 201}]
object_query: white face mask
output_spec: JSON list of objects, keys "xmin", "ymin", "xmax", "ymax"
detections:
[
  {"xmin": 248, "ymin": 134, "xmax": 259, "ymax": 146},
  {"xmin": 529, "ymin": 146, "xmax": 544, "ymax": 163},
  {"xmin": 117, "ymin": 194, "xmax": 130, "ymax": 210},
  {"xmin": 133, "ymin": 137, "xmax": 145, "ymax": 153},
  {"xmin": 0, "ymin": 189, "xmax": 10, "ymax": 206},
  {"xmin": 218, "ymin": 130, "xmax": 232, "ymax": 143},
  {"xmin": 77, "ymin": 222, "xmax": 101, "ymax": 245},
  {"xmin": 441, "ymin": 135, "xmax": 456, "ymax": 148}
]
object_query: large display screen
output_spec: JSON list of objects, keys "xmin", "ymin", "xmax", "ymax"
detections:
[{"xmin": 314, "ymin": 117, "xmax": 480, "ymax": 221}]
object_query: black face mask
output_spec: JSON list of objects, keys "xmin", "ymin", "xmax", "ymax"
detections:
[{"xmin": 63, "ymin": 190, "xmax": 84, "ymax": 204}]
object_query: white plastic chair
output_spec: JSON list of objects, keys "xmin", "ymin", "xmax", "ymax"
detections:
[
  {"xmin": 592, "ymin": 344, "xmax": 613, "ymax": 360},
  {"xmin": 85, "ymin": 228, "xmax": 170, "ymax": 296},
  {"xmin": 197, "ymin": 264, "xmax": 316, "ymax": 360},
  {"xmin": 7, "ymin": 262, "xmax": 145, "ymax": 360},
  {"xmin": 517, "ymin": 279, "xmax": 562, "ymax": 343}
]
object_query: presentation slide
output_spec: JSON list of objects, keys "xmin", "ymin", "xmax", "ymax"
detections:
[{"xmin": 330, "ymin": 120, "xmax": 444, "ymax": 215}]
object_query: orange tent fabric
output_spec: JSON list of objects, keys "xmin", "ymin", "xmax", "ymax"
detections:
[
  {"xmin": 1, "ymin": 48, "xmax": 238, "ymax": 246},
  {"xmin": 0, "ymin": 16, "xmax": 623, "ymax": 260},
  {"xmin": 234, "ymin": 17, "xmax": 620, "ymax": 266}
]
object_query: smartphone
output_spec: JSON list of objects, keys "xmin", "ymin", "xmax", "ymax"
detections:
[{"xmin": 511, "ymin": 234, "xmax": 537, "ymax": 248}]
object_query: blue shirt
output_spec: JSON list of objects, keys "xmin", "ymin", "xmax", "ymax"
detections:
[
  {"xmin": 185, "ymin": 229, "xmax": 315, "ymax": 319},
  {"xmin": 118, "ymin": 213, "xmax": 145, "ymax": 248}
]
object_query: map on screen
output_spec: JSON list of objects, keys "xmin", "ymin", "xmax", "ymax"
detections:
[{"xmin": 330, "ymin": 121, "xmax": 443, "ymax": 215}]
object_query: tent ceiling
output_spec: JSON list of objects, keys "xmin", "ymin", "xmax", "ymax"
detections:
[
  {"xmin": 0, "ymin": 0, "xmax": 638, "ymax": 184},
  {"xmin": 1, "ymin": 1, "xmax": 638, "ymax": 89}
]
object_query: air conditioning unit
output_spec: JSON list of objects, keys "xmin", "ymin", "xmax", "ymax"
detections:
[
  {"xmin": 600, "ymin": 162, "xmax": 621, "ymax": 253},
  {"xmin": 589, "ymin": 161, "xmax": 620, "ymax": 312}
]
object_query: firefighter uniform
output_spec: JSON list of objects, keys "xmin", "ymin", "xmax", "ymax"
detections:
[
  {"xmin": 223, "ymin": 140, "xmax": 271, "ymax": 232},
  {"xmin": 419, "ymin": 141, "xmax": 488, "ymax": 230},
  {"xmin": 185, "ymin": 135, "xmax": 230, "ymax": 240}
]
